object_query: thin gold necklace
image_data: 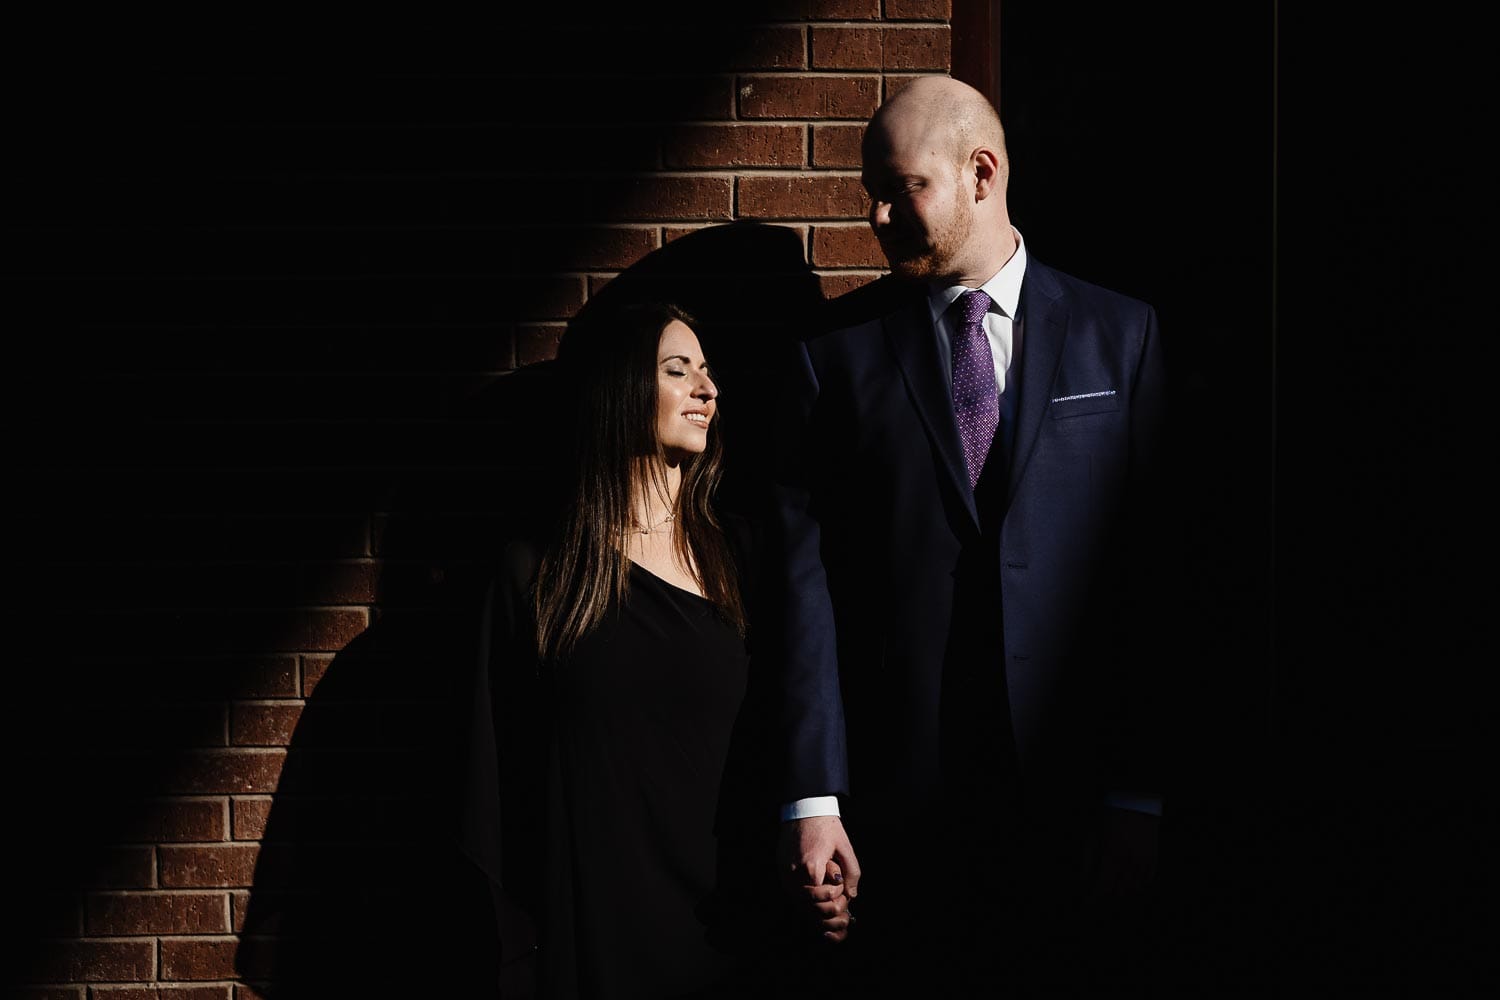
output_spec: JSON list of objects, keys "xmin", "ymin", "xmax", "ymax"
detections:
[{"xmin": 629, "ymin": 511, "xmax": 675, "ymax": 535}]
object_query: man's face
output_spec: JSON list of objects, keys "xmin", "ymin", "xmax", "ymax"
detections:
[{"xmin": 862, "ymin": 124, "xmax": 973, "ymax": 282}]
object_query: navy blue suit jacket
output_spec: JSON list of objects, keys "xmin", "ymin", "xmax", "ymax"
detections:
[{"xmin": 767, "ymin": 255, "xmax": 1171, "ymax": 834}]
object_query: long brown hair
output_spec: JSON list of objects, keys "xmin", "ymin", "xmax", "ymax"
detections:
[{"xmin": 534, "ymin": 302, "xmax": 744, "ymax": 661}]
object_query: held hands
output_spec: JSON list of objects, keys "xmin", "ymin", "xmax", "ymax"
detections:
[{"xmin": 778, "ymin": 814, "xmax": 861, "ymax": 942}]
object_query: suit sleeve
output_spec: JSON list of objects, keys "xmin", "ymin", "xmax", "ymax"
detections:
[
  {"xmin": 764, "ymin": 338, "xmax": 850, "ymax": 803},
  {"xmin": 1110, "ymin": 303, "xmax": 1176, "ymax": 803}
]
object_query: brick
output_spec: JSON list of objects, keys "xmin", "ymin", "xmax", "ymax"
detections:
[
  {"xmin": 488, "ymin": 226, "xmax": 661, "ymax": 271},
  {"xmin": 168, "ymin": 751, "xmax": 284, "ymax": 794},
  {"xmin": 301, "ymin": 655, "xmax": 332, "ymax": 698},
  {"xmin": 812, "ymin": 124, "xmax": 866, "ymax": 168},
  {"xmin": 87, "ymin": 704, "xmax": 226, "ymax": 748},
  {"xmin": 89, "ymin": 989, "xmax": 159, "ymax": 1000},
  {"xmin": 663, "ymin": 125, "xmax": 806, "ymax": 168},
  {"xmin": 495, "ymin": 327, "xmax": 519, "ymax": 371},
  {"xmin": 819, "ymin": 271, "xmax": 885, "ymax": 297},
  {"xmin": 663, "ymin": 221, "xmax": 813, "ymax": 259},
  {"xmin": 231, "ymin": 891, "xmax": 251, "ymax": 932},
  {"xmin": 883, "ymin": 26, "xmax": 950, "ymax": 70},
  {"xmin": 162, "ymin": 989, "xmax": 234, "ymax": 1000},
  {"xmin": 886, "ymin": 0, "xmax": 952, "ymax": 19},
  {"xmin": 231, "ymin": 798, "xmax": 273, "ymax": 841},
  {"xmin": 766, "ymin": 0, "xmax": 878, "ymax": 17},
  {"xmin": 144, "ymin": 515, "xmax": 369, "ymax": 562},
  {"xmin": 13, "ymin": 987, "xmax": 81, "ymax": 999},
  {"xmin": 230, "ymin": 704, "xmax": 304, "ymax": 747},
  {"xmin": 812, "ymin": 225, "xmax": 885, "ymax": 267},
  {"xmin": 811, "ymin": 27, "xmax": 881, "ymax": 70},
  {"xmin": 160, "ymin": 845, "xmax": 260, "ymax": 888},
  {"xmin": 86, "ymin": 892, "xmax": 230, "ymax": 935},
  {"xmin": 304, "ymin": 608, "xmax": 369, "ymax": 651},
  {"xmin": 90, "ymin": 847, "xmax": 156, "ymax": 889},
  {"xmin": 159, "ymin": 938, "xmax": 238, "ymax": 981},
  {"xmin": 729, "ymin": 26, "xmax": 806, "ymax": 69},
  {"xmin": 299, "ymin": 561, "xmax": 377, "ymax": 604},
  {"xmin": 518, "ymin": 324, "xmax": 566, "ymax": 365},
  {"xmin": 567, "ymin": 227, "xmax": 659, "ymax": 270},
  {"xmin": 884, "ymin": 74, "xmax": 943, "ymax": 101},
  {"xmin": 508, "ymin": 276, "xmax": 586, "ymax": 320},
  {"xmin": 641, "ymin": 75, "xmax": 734, "ymax": 121},
  {"xmin": 172, "ymin": 705, "xmax": 228, "ymax": 747},
  {"xmin": 171, "ymin": 611, "xmax": 367, "ymax": 656},
  {"xmin": 30, "ymin": 940, "xmax": 154, "ymax": 982},
  {"xmin": 230, "ymin": 657, "xmax": 299, "ymax": 698},
  {"xmin": 121, "ymin": 799, "xmax": 228, "ymax": 843},
  {"xmin": 587, "ymin": 275, "xmax": 615, "ymax": 296},
  {"xmin": 36, "ymin": 896, "xmax": 82, "ymax": 935},
  {"xmin": 235, "ymin": 987, "xmax": 270, "ymax": 1000},
  {"xmin": 739, "ymin": 76, "xmax": 880, "ymax": 120},
  {"xmin": 616, "ymin": 176, "xmax": 733, "ymax": 221},
  {"xmin": 85, "ymin": 562, "xmax": 297, "ymax": 611},
  {"xmin": 739, "ymin": 175, "xmax": 868, "ymax": 219}
]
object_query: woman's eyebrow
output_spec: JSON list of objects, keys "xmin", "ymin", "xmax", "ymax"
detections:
[{"xmin": 659, "ymin": 354, "xmax": 695, "ymax": 364}]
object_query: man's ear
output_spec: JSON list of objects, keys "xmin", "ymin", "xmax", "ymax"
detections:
[{"xmin": 973, "ymin": 148, "xmax": 1003, "ymax": 201}]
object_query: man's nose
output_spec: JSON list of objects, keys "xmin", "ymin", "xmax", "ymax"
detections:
[{"xmin": 870, "ymin": 200, "xmax": 892, "ymax": 227}]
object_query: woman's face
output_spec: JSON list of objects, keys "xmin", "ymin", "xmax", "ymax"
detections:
[{"xmin": 655, "ymin": 319, "xmax": 718, "ymax": 464}]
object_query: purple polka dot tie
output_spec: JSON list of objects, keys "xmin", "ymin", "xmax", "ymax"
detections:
[{"xmin": 951, "ymin": 289, "xmax": 999, "ymax": 491}]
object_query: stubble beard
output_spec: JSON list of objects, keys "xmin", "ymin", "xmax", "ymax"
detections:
[{"xmin": 883, "ymin": 185, "xmax": 974, "ymax": 283}]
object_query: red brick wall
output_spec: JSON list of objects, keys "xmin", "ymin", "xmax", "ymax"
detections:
[{"xmin": 6, "ymin": 3, "xmax": 956, "ymax": 996}]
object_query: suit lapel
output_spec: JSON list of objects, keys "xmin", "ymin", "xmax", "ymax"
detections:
[
  {"xmin": 1008, "ymin": 261, "xmax": 1069, "ymax": 502},
  {"xmin": 883, "ymin": 294, "xmax": 981, "ymax": 529}
]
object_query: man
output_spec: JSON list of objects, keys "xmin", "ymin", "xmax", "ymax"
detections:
[{"xmin": 767, "ymin": 76, "xmax": 1173, "ymax": 990}]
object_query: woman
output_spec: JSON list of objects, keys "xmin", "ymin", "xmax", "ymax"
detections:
[{"xmin": 462, "ymin": 301, "xmax": 754, "ymax": 999}]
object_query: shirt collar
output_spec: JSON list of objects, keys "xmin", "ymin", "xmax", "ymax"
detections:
[{"xmin": 926, "ymin": 227, "xmax": 1027, "ymax": 325}]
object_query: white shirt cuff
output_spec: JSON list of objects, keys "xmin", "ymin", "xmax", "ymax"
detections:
[{"xmin": 781, "ymin": 796, "xmax": 841, "ymax": 821}]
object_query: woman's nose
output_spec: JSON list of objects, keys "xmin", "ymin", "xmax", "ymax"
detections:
[{"xmin": 695, "ymin": 374, "xmax": 718, "ymax": 399}]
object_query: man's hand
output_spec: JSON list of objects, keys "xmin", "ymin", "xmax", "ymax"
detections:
[{"xmin": 779, "ymin": 815, "xmax": 861, "ymax": 942}]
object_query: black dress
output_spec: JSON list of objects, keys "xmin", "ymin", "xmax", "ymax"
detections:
[{"xmin": 463, "ymin": 540, "xmax": 753, "ymax": 999}]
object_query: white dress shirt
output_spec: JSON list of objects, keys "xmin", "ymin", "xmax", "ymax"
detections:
[{"xmin": 780, "ymin": 229, "xmax": 1159, "ymax": 822}]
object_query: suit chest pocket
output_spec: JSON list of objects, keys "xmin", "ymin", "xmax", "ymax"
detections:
[
  {"xmin": 1050, "ymin": 389, "xmax": 1119, "ymax": 417},
  {"xmin": 1049, "ymin": 390, "xmax": 1121, "ymax": 437}
]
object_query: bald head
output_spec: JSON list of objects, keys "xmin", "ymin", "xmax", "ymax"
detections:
[
  {"xmin": 859, "ymin": 76, "xmax": 1015, "ymax": 284},
  {"xmin": 865, "ymin": 77, "xmax": 1007, "ymax": 183}
]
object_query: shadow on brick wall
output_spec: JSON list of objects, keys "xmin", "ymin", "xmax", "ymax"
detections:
[
  {"xmin": 234, "ymin": 221, "xmax": 823, "ymax": 994},
  {"xmin": 3, "ymin": 9, "xmax": 820, "ymax": 989}
]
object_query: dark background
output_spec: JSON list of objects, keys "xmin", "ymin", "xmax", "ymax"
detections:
[
  {"xmin": 1002, "ymin": 4, "xmax": 1488, "ymax": 989},
  {"xmin": 5, "ymin": 4, "xmax": 1489, "ymax": 991}
]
